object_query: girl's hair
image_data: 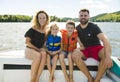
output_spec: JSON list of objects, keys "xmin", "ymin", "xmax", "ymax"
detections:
[
  {"xmin": 45, "ymin": 23, "xmax": 59, "ymax": 40},
  {"xmin": 66, "ymin": 20, "xmax": 75, "ymax": 28},
  {"xmin": 31, "ymin": 10, "xmax": 50, "ymax": 30}
]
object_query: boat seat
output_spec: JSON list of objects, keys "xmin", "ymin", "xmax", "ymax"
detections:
[{"xmin": 0, "ymin": 50, "xmax": 113, "ymax": 82}]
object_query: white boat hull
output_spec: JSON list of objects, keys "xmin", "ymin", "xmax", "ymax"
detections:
[{"xmin": 0, "ymin": 50, "xmax": 119, "ymax": 82}]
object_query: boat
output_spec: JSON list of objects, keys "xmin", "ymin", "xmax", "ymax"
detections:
[{"xmin": 0, "ymin": 50, "xmax": 119, "ymax": 82}]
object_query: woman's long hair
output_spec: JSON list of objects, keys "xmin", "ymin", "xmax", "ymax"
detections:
[{"xmin": 31, "ymin": 10, "xmax": 50, "ymax": 30}]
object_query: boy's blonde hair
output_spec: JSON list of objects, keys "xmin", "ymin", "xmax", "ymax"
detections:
[{"xmin": 66, "ymin": 20, "xmax": 75, "ymax": 28}]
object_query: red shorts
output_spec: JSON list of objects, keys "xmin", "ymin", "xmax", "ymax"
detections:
[{"xmin": 81, "ymin": 45, "xmax": 103, "ymax": 61}]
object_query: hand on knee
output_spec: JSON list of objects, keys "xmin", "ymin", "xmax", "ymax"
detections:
[
  {"xmin": 71, "ymin": 54, "xmax": 76, "ymax": 60},
  {"xmin": 72, "ymin": 54, "xmax": 79, "ymax": 62}
]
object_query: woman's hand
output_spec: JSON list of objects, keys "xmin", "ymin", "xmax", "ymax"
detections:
[{"xmin": 39, "ymin": 48, "xmax": 46, "ymax": 52}]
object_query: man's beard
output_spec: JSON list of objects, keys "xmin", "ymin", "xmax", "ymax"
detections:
[{"xmin": 80, "ymin": 19, "xmax": 88, "ymax": 25}]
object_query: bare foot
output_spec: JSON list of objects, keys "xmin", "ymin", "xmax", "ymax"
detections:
[
  {"xmin": 35, "ymin": 78, "xmax": 39, "ymax": 82},
  {"xmin": 70, "ymin": 78, "xmax": 74, "ymax": 82},
  {"xmin": 67, "ymin": 79, "xmax": 69, "ymax": 82},
  {"xmin": 94, "ymin": 79, "xmax": 100, "ymax": 82},
  {"xmin": 52, "ymin": 76, "xmax": 56, "ymax": 82},
  {"xmin": 49, "ymin": 76, "xmax": 53, "ymax": 82},
  {"xmin": 88, "ymin": 78, "xmax": 94, "ymax": 82}
]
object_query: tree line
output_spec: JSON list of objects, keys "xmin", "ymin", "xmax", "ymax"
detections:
[
  {"xmin": 0, "ymin": 15, "xmax": 78, "ymax": 22},
  {"xmin": 0, "ymin": 11, "xmax": 120, "ymax": 22},
  {"xmin": 0, "ymin": 15, "xmax": 32, "ymax": 22}
]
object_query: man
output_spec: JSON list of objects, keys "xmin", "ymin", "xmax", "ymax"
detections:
[{"xmin": 72, "ymin": 9, "xmax": 113, "ymax": 82}]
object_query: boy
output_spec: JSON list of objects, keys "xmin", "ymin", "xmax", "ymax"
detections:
[{"xmin": 59, "ymin": 20, "xmax": 85, "ymax": 82}]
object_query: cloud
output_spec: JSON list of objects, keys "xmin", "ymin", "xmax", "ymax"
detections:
[
  {"xmin": 104, "ymin": 0, "xmax": 112, "ymax": 2},
  {"xmin": 79, "ymin": 0, "xmax": 109, "ymax": 9}
]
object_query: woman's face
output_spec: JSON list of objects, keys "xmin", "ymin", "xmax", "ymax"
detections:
[{"xmin": 38, "ymin": 13, "xmax": 47, "ymax": 26}]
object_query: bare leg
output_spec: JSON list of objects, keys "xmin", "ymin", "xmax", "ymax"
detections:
[
  {"xmin": 49, "ymin": 55, "xmax": 58, "ymax": 82},
  {"xmin": 72, "ymin": 50, "xmax": 93, "ymax": 82},
  {"xmin": 30, "ymin": 55, "xmax": 41, "ymax": 82},
  {"xmin": 47, "ymin": 54, "xmax": 54, "ymax": 82},
  {"xmin": 94, "ymin": 48, "xmax": 106, "ymax": 82},
  {"xmin": 25, "ymin": 48, "xmax": 41, "ymax": 82},
  {"xmin": 68, "ymin": 53, "xmax": 74, "ymax": 82},
  {"xmin": 47, "ymin": 54, "xmax": 52, "ymax": 75},
  {"xmin": 35, "ymin": 51, "xmax": 47, "ymax": 82},
  {"xmin": 59, "ymin": 54, "xmax": 69, "ymax": 82}
]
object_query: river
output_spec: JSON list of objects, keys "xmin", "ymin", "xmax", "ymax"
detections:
[{"xmin": 0, "ymin": 22, "xmax": 120, "ymax": 57}]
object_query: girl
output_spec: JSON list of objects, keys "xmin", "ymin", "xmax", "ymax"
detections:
[
  {"xmin": 24, "ymin": 10, "xmax": 50, "ymax": 82},
  {"xmin": 46, "ymin": 23, "xmax": 62, "ymax": 82}
]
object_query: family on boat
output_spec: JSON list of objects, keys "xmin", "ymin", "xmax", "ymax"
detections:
[{"xmin": 24, "ymin": 8, "xmax": 113, "ymax": 82}]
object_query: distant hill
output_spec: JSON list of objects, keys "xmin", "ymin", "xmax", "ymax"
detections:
[
  {"xmin": 90, "ymin": 11, "xmax": 120, "ymax": 22},
  {"xmin": 50, "ymin": 16, "xmax": 78, "ymax": 22},
  {"xmin": 0, "ymin": 11, "xmax": 120, "ymax": 22}
]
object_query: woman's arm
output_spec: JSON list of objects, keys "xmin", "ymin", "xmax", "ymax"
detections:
[{"xmin": 25, "ymin": 37, "xmax": 40, "ymax": 51}]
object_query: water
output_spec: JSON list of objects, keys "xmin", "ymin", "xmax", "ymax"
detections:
[{"xmin": 0, "ymin": 22, "xmax": 120, "ymax": 57}]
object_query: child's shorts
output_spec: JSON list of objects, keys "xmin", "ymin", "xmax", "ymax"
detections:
[
  {"xmin": 81, "ymin": 45, "xmax": 103, "ymax": 61},
  {"xmin": 59, "ymin": 50, "xmax": 68, "ymax": 58}
]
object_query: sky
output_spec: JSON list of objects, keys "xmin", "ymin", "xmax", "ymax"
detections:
[{"xmin": 0, "ymin": 0, "xmax": 120, "ymax": 18}]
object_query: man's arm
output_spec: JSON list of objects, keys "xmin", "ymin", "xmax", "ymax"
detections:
[{"xmin": 97, "ymin": 33, "xmax": 113, "ymax": 68}]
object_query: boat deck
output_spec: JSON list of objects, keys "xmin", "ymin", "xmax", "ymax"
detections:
[{"xmin": 0, "ymin": 50, "xmax": 117, "ymax": 82}]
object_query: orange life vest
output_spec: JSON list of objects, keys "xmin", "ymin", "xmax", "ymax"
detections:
[{"xmin": 60, "ymin": 29, "xmax": 78, "ymax": 52}]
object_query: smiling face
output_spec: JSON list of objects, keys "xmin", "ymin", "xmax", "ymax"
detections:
[
  {"xmin": 79, "ymin": 11, "xmax": 90, "ymax": 25},
  {"xmin": 38, "ymin": 13, "xmax": 47, "ymax": 26},
  {"xmin": 66, "ymin": 24, "xmax": 75, "ymax": 34},
  {"xmin": 51, "ymin": 24, "xmax": 59, "ymax": 36}
]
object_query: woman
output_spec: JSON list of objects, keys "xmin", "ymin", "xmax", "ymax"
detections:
[{"xmin": 24, "ymin": 10, "xmax": 50, "ymax": 82}]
